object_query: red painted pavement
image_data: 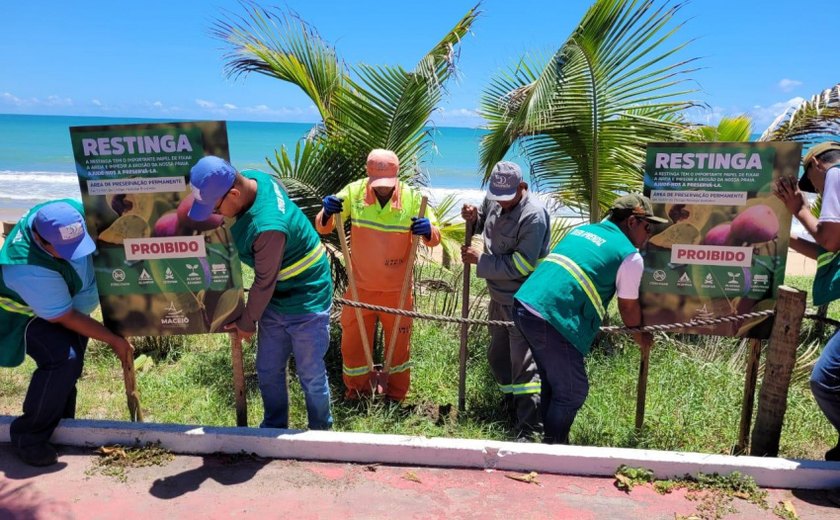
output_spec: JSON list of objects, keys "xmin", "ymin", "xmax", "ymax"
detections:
[{"xmin": 1, "ymin": 444, "xmax": 839, "ymax": 519}]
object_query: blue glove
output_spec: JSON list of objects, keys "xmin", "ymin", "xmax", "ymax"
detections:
[
  {"xmin": 322, "ymin": 195, "xmax": 343, "ymax": 217},
  {"xmin": 410, "ymin": 217, "xmax": 432, "ymax": 239}
]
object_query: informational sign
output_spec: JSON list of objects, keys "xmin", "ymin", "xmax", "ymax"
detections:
[
  {"xmin": 70, "ymin": 121, "xmax": 245, "ymax": 336},
  {"xmin": 641, "ymin": 142, "xmax": 802, "ymax": 338}
]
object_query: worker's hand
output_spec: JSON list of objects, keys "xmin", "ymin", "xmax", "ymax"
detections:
[
  {"xmin": 321, "ymin": 195, "xmax": 344, "ymax": 218},
  {"xmin": 461, "ymin": 245, "xmax": 481, "ymax": 265},
  {"xmin": 461, "ymin": 204, "xmax": 478, "ymax": 223},
  {"xmin": 410, "ymin": 217, "xmax": 432, "ymax": 239},
  {"xmin": 772, "ymin": 176, "xmax": 808, "ymax": 215},
  {"xmin": 224, "ymin": 322, "xmax": 255, "ymax": 342},
  {"xmin": 109, "ymin": 336, "xmax": 135, "ymax": 370}
]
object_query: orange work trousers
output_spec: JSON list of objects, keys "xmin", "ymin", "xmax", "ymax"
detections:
[{"xmin": 340, "ymin": 288, "xmax": 413, "ymax": 401}]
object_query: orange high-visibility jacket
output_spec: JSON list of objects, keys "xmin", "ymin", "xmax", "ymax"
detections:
[{"xmin": 316, "ymin": 179, "xmax": 440, "ymax": 292}]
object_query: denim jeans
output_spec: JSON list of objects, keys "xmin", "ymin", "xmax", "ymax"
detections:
[
  {"xmin": 257, "ymin": 307, "xmax": 333, "ymax": 430},
  {"xmin": 513, "ymin": 300, "xmax": 588, "ymax": 444},
  {"xmin": 10, "ymin": 318, "xmax": 87, "ymax": 449},
  {"xmin": 811, "ymin": 329, "xmax": 840, "ymax": 440}
]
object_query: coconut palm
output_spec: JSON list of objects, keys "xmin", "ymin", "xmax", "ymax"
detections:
[
  {"xmin": 683, "ymin": 115, "xmax": 753, "ymax": 143},
  {"xmin": 479, "ymin": 0, "xmax": 699, "ymax": 223},
  {"xmin": 759, "ymin": 83, "xmax": 840, "ymax": 144},
  {"xmin": 214, "ymin": 2, "xmax": 480, "ymax": 280}
]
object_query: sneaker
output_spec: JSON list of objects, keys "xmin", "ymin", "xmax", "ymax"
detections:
[
  {"xmin": 16, "ymin": 442, "xmax": 58, "ymax": 467},
  {"xmin": 825, "ymin": 445, "xmax": 840, "ymax": 462}
]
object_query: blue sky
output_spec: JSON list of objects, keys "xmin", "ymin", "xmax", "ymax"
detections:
[{"xmin": 1, "ymin": 0, "xmax": 836, "ymax": 129}]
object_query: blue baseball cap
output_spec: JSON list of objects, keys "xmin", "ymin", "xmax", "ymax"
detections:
[
  {"xmin": 487, "ymin": 161, "xmax": 523, "ymax": 201},
  {"xmin": 33, "ymin": 201, "xmax": 96, "ymax": 260},
  {"xmin": 188, "ymin": 156, "xmax": 237, "ymax": 221}
]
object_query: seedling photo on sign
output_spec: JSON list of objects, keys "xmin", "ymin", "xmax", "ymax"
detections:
[{"xmin": 640, "ymin": 142, "xmax": 801, "ymax": 338}]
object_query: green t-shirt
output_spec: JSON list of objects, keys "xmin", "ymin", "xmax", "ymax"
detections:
[{"xmin": 231, "ymin": 170, "xmax": 332, "ymax": 315}]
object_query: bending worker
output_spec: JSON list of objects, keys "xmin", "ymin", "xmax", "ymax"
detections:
[
  {"xmin": 512, "ymin": 194, "xmax": 665, "ymax": 444},
  {"xmin": 187, "ymin": 156, "xmax": 334, "ymax": 431},
  {"xmin": 0, "ymin": 200, "xmax": 133, "ymax": 466},
  {"xmin": 461, "ymin": 161, "xmax": 550, "ymax": 440},
  {"xmin": 774, "ymin": 141, "xmax": 840, "ymax": 461},
  {"xmin": 316, "ymin": 149, "xmax": 440, "ymax": 401}
]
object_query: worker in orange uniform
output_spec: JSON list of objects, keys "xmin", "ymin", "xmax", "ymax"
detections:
[{"xmin": 316, "ymin": 149, "xmax": 440, "ymax": 401}]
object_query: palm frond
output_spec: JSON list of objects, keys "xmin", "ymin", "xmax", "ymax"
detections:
[
  {"xmin": 759, "ymin": 83, "xmax": 840, "ymax": 143},
  {"xmin": 479, "ymin": 0, "xmax": 699, "ymax": 222}
]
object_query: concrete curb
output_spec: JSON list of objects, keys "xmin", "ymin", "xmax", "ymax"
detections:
[{"xmin": 3, "ymin": 415, "xmax": 839, "ymax": 489}]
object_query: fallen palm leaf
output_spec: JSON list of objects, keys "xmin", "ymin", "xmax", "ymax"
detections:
[{"xmin": 505, "ymin": 471, "xmax": 540, "ymax": 485}]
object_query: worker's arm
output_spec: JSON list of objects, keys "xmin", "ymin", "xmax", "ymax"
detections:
[
  {"xmin": 50, "ymin": 310, "xmax": 133, "ymax": 367},
  {"xmin": 615, "ymin": 253, "xmax": 652, "ymax": 349},
  {"xmin": 775, "ymin": 174, "xmax": 840, "ymax": 252},
  {"xmin": 228, "ymin": 231, "xmax": 286, "ymax": 340},
  {"xmin": 472, "ymin": 212, "xmax": 548, "ymax": 280}
]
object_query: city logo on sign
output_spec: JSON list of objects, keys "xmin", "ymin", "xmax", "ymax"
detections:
[
  {"xmin": 112, "ymin": 269, "xmax": 126, "ymax": 282},
  {"xmin": 161, "ymin": 301, "xmax": 189, "ymax": 327}
]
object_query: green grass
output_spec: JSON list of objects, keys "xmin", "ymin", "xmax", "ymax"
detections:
[{"xmin": 0, "ymin": 268, "xmax": 837, "ymax": 458}]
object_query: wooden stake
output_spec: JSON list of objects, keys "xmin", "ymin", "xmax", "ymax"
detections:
[
  {"xmin": 121, "ymin": 349, "xmax": 143, "ymax": 423},
  {"xmin": 383, "ymin": 197, "xmax": 428, "ymax": 388},
  {"xmin": 336, "ymin": 213, "xmax": 375, "ymax": 372},
  {"xmin": 634, "ymin": 341, "xmax": 651, "ymax": 432},
  {"xmin": 750, "ymin": 286, "xmax": 807, "ymax": 457},
  {"xmin": 458, "ymin": 221, "xmax": 475, "ymax": 412},
  {"xmin": 231, "ymin": 332, "xmax": 248, "ymax": 427},
  {"xmin": 735, "ymin": 338, "xmax": 762, "ymax": 454}
]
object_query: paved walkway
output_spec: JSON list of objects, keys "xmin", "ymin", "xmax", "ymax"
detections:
[{"xmin": 1, "ymin": 444, "xmax": 838, "ymax": 519}]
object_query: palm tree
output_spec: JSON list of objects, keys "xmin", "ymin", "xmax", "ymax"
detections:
[
  {"xmin": 479, "ymin": 0, "xmax": 699, "ymax": 223},
  {"xmin": 759, "ymin": 83, "xmax": 840, "ymax": 144},
  {"xmin": 214, "ymin": 3, "xmax": 480, "ymax": 269},
  {"xmin": 682, "ymin": 115, "xmax": 753, "ymax": 143}
]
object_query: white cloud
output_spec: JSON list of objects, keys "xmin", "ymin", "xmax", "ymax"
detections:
[
  {"xmin": 91, "ymin": 99, "xmax": 102, "ymax": 106},
  {"xmin": 45, "ymin": 95, "xmax": 73, "ymax": 107},
  {"xmin": 778, "ymin": 78, "xmax": 803, "ymax": 93},
  {"xmin": 223, "ymin": 103, "xmax": 238, "ymax": 110},
  {"xmin": 2, "ymin": 92, "xmax": 24, "ymax": 106},
  {"xmin": 434, "ymin": 107, "xmax": 484, "ymax": 128},
  {"xmin": 748, "ymin": 97, "xmax": 804, "ymax": 131},
  {"xmin": 152, "ymin": 101, "xmax": 163, "ymax": 108},
  {"xmin": 195, "ymin": 99, "xmax": 217, "ymax": 109}
]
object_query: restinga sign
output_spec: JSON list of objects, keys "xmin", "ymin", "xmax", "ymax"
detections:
[{"xmin": 69, "ymin": 121, "xmax": 245, "ymax": 336}]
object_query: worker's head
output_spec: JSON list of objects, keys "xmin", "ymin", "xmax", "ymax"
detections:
[
  {"xmin": 486, "ymin": 161, "xmax": 527, "ymax": 211},
  {"xmin": 32, "ymin": 201, "xmax": 95, "ymax": 260},
  {"xmin": 366, "ymin": 149, "xmax": 399, "ymax": 199},
  {"xmin": 799, "ymin": 141, "xmax": 840, "ymax": 194},
  {"xmin": 187, "ymin": 156, "xmax": 240, "ymax": 220},
  {"xmin": 607, "ymin": 194, "xmax": 667, "ymax": 248}
]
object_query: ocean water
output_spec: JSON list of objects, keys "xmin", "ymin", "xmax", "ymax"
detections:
[{"xmin": 0, "ymin": 114, "xmax": 499, "ymax": 213}]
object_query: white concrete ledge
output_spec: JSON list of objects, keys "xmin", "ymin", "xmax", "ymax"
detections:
[{"xmin": 2, "ymin": 415, "xmax": 839, "ymax": 489}]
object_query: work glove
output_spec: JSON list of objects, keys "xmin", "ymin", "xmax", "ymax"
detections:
[
  {"xmin": 410, "ymin": 217, "xmax": 432, "ymax": 239},
  {"xmin": 322, "ymin": 195, "xmax": 343, "ymax": 217}
]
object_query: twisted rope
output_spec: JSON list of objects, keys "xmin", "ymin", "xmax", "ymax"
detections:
[{"xmin": 331, "ymin": 298, "xmax": 818, "ymax": 334}]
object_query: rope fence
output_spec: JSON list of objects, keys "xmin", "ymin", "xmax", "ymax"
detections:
[{"xmin": 333, "ymin": 297, "xmax": 840, "ymax": 334}]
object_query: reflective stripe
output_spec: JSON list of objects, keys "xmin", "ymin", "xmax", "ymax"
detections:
[
  {"xmin": 390, "ymin": 360, "xmax": 412, "ymax": 374},
  {"xmin": 497, "ymin": 383, "xmax": 513, "ymax": 394},
  {"xmin": 0, "ymin": 296, "xmax": 34, "ymax": 316},
  {"xmin": 342, "ymin": 363, "xmax": 370, "ymax": 377},
  {"xmin": 512, "ymin": 251, "xmax": 535, "ymax": 276},
  {"xmin": 511, "ymin": 382, "xmax": 541, "ymax": 395},
  {"xmin": 353, "ymin": 219, "xmax": 411, "ymax": 234},
  {"xmin": 277, "ymin": 243, "xmax": 326, "ymax": 281},
  {"xmin": 544, "ymin": 253, "xmax": 605, "ymax": 319},
  {"xmin": 818, "ymin": 251, "xmax": 839, "ymax": 269}
]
